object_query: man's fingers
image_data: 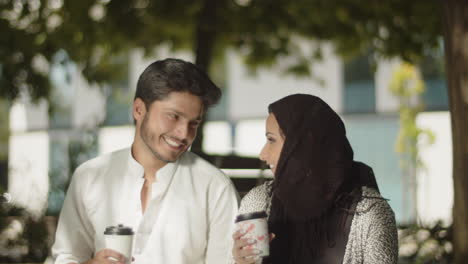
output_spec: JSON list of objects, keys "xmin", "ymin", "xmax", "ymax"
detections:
[
  {"xmin": 102, "ymin": 258, "xmax": 123, "ymax": 264},
  {"xmin": 96, "ymin": 249, "xmax": 126, "ymax": 263},
  {"xmin": 106, "ymin": 249, "xmax": 125, "ymax": 261}
]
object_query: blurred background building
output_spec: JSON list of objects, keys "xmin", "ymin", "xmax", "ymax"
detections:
[{"xmin": 7, "ymin": 43, "xmax": 451, "ymax": 227}]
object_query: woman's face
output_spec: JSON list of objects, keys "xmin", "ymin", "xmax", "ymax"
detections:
[{"xmin": 260, "ymin": 113, "xmax": 285, "ymax": 174}]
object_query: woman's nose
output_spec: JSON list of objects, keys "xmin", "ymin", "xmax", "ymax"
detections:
[{"xmin": 259, "ymin": 145, "xmax": 267, "ymax": 161}]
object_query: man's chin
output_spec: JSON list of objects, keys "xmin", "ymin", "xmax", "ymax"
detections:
[
  {"xmin": 157, "ymin": 150, "xmax": 185, "ymax": 163},
  {"xmin": 156, "ymin": 154, "xmax": 177, "ymax": 163}
]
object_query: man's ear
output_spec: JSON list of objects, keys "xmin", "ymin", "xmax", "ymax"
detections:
[{"xmin": 133, "ymin": 98, "xmax": 147, "ymax": 122}]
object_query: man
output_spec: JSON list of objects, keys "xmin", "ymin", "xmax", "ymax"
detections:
[{"xmin": 52, "ymin": 58, "xmax": 239, "ymax": 264}]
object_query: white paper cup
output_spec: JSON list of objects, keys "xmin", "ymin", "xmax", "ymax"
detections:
[
  {"xmin": 104, "ymin": 224, "xmax": 134, "ymax": 264},
  {"xmin": 235, "ymin": 211, "xmax": 269, "ymax": 257}
]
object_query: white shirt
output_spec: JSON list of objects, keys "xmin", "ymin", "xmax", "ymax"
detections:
[{"xmin": 52, "ymin": 148, "xmax": 239, "ymax": 264}]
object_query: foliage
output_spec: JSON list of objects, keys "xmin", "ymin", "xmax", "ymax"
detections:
[
  {"xmin": 47, "ymin": 129, "xmax": 98, "ymax": 216},
  {"xmin": 398, "ymin": 222, "xmax": 453, "ymax": 264},
  {"xmin": 0, "ymin": 0, "xmax": 444, "ymax": 154},
  {"xmin": 389, "ymin": 62, "xmax": 436, "ymax": 223},
  {"xmin": 0, "ymin": 0, "xmax": 443, "ymax": 103},
  {"xmin": 389, "ymin": 62, "xmax": 437, "ymax": 169},
  {"xmin": 0, "ymin": 202, "xmax": 50, "ymax": 262},
  {"xmin": 0, "ymin": 99, "xmax": 9, "ymax": 160},
  {"xmin": 389, "ymin": 63, "xmax": 436, "ymax": 169}
]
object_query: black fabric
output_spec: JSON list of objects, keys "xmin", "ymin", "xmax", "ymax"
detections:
[
  {"xmin": 262, "ymin": 94, "xmax": 380, "ymax": 264},
  {"xmin": 313, "ymin": 188, "xmax": 362, "ymax": 264}
]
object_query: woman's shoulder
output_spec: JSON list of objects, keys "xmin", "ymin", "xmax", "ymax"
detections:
[
  {"xmin": 238, "ymin": 181, "xmax": 273, "ymax": 214},
  {"xmin": 355, "ymin": 186, "xmax": 395, "ymax": 221}
]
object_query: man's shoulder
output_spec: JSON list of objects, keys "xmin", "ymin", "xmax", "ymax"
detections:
[
  {"xmin": 181, "ymin": 152, "xmax": 222, "ymax": 172},
  {"xmin": 180, "ymin": 152, "xmax": 230, "ymax": 183},
  {"xmin": 74, "ymin": 147, "xmax": 129, "ymax": 177}
]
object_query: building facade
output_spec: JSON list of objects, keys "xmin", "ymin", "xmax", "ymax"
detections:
[{"xmin": 7, "ymin": 44, "xmax": 451, "ymax": 224}]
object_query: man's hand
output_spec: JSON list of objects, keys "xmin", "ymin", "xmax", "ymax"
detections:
[{"xmin": 83, "ymin": 249, "xmax": 127, "ymax": 264}]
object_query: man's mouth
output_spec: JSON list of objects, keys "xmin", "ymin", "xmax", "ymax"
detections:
[{"xmin": 163, "ymin": 136, "xmax": 186, "ymax": 149}]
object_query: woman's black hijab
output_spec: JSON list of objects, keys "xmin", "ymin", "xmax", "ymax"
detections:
[{"xmin": 263, "ymin": 94, "xmax": 379, "ymax": 264}]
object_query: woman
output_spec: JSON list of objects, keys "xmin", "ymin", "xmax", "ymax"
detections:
[{"xmin": 232, "ymin": 94, "xmax": 398, "ymax": 264}]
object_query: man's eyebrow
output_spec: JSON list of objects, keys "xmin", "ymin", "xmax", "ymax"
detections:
[{"xmin": 170, "ymin": 109, "xmax": 202, "ymax": 121}]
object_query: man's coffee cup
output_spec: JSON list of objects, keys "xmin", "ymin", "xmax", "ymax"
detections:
[
  {"xmin": 235, "ymin": 211, "xmax": 269, "ymax": 257},
  {"xmin": 104, "ymin": 224, "xmax": 134, "ymax": 263}
]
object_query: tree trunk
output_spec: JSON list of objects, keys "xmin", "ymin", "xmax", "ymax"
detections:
[
  {"xmin": 441, "ymin": 0, "xmax": 468, "ymax": 262},
  {"xmin": 191, "ymin": 0, "xmax": 224, "ymax": 154},
  {"xmin": 0, "ymin": 99, "xmax": 9, "ymax": 192}
]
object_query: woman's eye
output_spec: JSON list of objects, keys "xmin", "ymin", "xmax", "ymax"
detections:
[
  {"xmin": 190, "ymin": 121, "xmax": 200, "ymax": 128},
  {"xmin": 267, "ymin": 137, "xmax": 276, "ymax": 143}
]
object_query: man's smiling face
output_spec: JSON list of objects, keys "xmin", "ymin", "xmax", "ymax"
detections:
[{"xmin": 138, "ymin": 91, "xmax": 203, "ymax": 163}]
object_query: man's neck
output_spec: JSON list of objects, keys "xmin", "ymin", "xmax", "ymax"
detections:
[{"xmin": 131, "ymin": 141, "xmax": 167, "ymax": 179}]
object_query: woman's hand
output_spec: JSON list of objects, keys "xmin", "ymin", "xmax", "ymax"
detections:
[
  {"xmin": 232, "ymin": 229, "xmax": 261, "ymax": 264},
  {"xmin": 232, "ymin": 229, "xmax": 275, "ymax": 264}
]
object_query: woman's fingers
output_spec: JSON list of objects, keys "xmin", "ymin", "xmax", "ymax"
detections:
[
  {"xmin": 233, "ymin": 249, "xmax": 259, "ymax": 264},
  {"xmin": 234, "ymin": 255, "xmax": 259, "ymax": 264},
  {"xmin": 233, "ymin": 238, "xmax": 261, "ymax": 263},
  {"xmin": 232, "ymin": 229, "xmax": 247, "ymax": 240},
  {"xmin": 270, "ymin": 233, "xmax": 276, "ymax": 242},
  {"xmin": 232, "ymin": 230, "xmax": 267, "ymax": 263},
  {"xmin": 235, "ymin": 237, "xmax": 254, "ymax": 249}
]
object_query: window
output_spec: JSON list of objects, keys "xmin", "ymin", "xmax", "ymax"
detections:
[
  {"xmin": 343, "ymin": 52, "xmax": 376, "ymax": 113},
  {"xmin": 419, "ymin": 46, "xmax": 449, "ymax": 111}
]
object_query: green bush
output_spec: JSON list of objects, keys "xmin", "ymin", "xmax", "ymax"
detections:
[
  {"xmin": 398, "ymin": 222, "xmax": 453, "ymax": 264},
  {"xmin": 0, "ymin": 202, "xmax": 50, "ymax": 263}
]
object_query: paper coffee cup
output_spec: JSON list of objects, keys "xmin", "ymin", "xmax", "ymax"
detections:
[
  {"xmin": 235, "ymin": 211, "xmax": 269, "ymax": 257},
  {"xmin": 104, "ymin": 224, "xmax": 134, "ymax": 263}
]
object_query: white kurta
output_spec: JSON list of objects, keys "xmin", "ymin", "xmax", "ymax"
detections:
[{"xmin": 52, "ymin": 148, "xmax": 239, "ymax": 264}]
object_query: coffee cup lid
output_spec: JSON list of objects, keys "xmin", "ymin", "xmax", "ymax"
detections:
[
  {"xmin": 235, "ymin": 211, "xmax": 267, "ymax": 223},
  {"xmin": 104, "ymin": 224, "xmax": 134, "ymax": 235}
]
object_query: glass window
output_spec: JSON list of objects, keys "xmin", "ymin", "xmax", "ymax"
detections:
[
  {"xmin": 419, "ymin": 46, "xmax": 449, "ymax": 111},
  {"xmin": 47, "ymin": 130, "xmax": 98, "ymax": 216},
  {"xmin": 344, "ymin": 115, "xmax": 408, "ymax": 223},
  {"xmin": 343, "ymin": 52, "xmax": 376, "ymax": 113},
  {"xmin": 103, "ymin": 55, "xmax": 133, "ymax": 126},
  {"xmin": 49, "ymin": 51, "xmax": 74, "ymax": 129}
]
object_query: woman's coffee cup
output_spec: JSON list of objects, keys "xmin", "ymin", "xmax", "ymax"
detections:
[
  {"xmin": 235, "ymin": 211, "xmax": 269, "ymax": 257},
  {"xmin": 104, "ymin": 224, "xmax": 134, "ymax": 263}
]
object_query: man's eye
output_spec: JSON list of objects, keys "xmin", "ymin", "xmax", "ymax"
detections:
[{"xmin": 168, "ymin": 113, "xmax": 178, "ymax": 120}]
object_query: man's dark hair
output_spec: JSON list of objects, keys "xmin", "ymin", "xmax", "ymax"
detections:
[{"xmin": 134, "ymin": 58, "xmax": 221, "ymax": 111}]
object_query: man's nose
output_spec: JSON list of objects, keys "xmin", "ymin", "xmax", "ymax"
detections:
[{"xmin": 175, "ymin": 122, "xmax": 189, "ymax": 139}]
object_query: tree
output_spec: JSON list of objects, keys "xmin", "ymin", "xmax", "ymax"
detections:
[
  {"xmin": 1, "ymin": 0, "xmax": 467, "ymax": 261},
  {"xmin": 389, "ymin": 62, "xmax": 435, "ymax": 223},
  {"xmin": 440, "ymin": 0, "xmax": 468, "ymax": 262}
]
